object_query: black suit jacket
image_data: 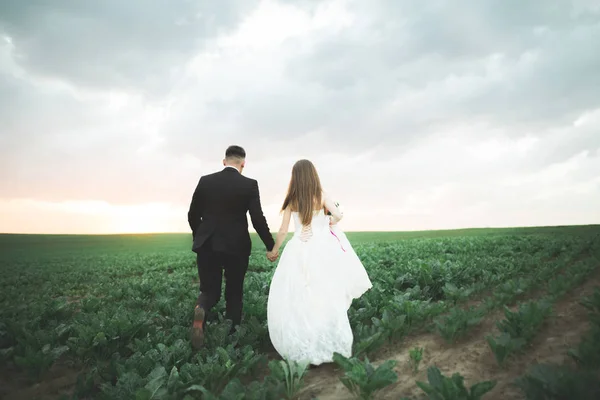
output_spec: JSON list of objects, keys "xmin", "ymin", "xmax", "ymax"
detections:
[{"xmin": 188, "ymin": 167, "xmax": 275, "ymax": 256}]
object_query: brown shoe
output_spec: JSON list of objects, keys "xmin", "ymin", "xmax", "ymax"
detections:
[{"xmin": 191, "ymin": 305, "xmax": 206, "ymax": 349}]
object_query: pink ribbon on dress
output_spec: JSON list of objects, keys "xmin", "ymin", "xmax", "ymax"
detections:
[{"xmin": 330, "ymin": 229, "xmax": 346, "ymax": 252}]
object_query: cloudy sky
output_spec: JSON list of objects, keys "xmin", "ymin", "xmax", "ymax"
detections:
[{"xmin": 1, "ymin": 0, "xmax": 599, "ymax": 234}]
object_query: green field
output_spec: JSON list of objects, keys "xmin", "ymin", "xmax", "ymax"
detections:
[{"xmin": 1, "ymin": 225, "xmax": 600, "ymax": 399}]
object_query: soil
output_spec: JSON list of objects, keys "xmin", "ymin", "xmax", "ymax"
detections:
[
  {"xmin": 0, "ymin": 361, "xmax": 79, "ymax": 400},
  {"xmin": 2, "ymin": 269, "xmax": 598, "ymax": 400},
  {"xmin": 298, "ymin": 268, "xmax": 600, "ymax": 399}
]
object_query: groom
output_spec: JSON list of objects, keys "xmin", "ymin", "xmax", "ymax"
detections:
[{"xmin": 188, "ymin": 145, "xmax": 277, "ymax": 349}]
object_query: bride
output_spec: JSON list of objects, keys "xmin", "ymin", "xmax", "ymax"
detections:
[{"xmin": 267, "ymin": 159, "xmax": 372, "ymax": 365}]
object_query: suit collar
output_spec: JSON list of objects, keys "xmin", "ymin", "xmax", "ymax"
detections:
[{"xmin": 223, "ymin": 166, "xmax": 241, "ymax": 174}]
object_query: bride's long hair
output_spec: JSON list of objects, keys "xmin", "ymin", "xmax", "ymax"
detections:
[{"xmin": 281, "ymin": 159, "xmax": 323, "ymax": 226}]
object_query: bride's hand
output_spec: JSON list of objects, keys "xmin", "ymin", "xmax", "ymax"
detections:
[{"xmin": 267, "ymin": 250, "xmax": 279, "ymax": 262}]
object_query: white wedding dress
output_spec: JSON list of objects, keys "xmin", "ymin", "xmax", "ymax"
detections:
[{"xmin": 267, "ymin": 198, "xmax": 372, "ymax": 365}]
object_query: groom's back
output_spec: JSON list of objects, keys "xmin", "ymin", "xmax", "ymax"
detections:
[
  {"xmin": 200, "ymin": 168, "xmax": 253, "ymax": 219},
  {"xmin": 189, "ymin": 145, "xmax": 274, "ymax": 255},
  {"xmin": 189, "ymin": 167, "xmax": 262, "ymax": 255}
]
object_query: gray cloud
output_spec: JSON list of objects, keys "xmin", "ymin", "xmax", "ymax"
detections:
[
  {"xmin": 159, "ymin": 0, "xmax": 600, "ymax": 161},
  {"xmin": 0, "ymin": 0, "xmax": 258, "ymax": 96},
  {"xmin": 0, "ymin": 0, "xmax": 599, "ymax": 232},
  {"xmin": 283, "ymin": 0, "xmax": 600, "ymax": 133}
]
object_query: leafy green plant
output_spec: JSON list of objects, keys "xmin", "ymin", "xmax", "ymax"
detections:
[
  {"xmin": 496, "ymin": 300, "xmax": 552, "ymax": 344},
  {"xmin": 580, "ymin": 287, "xmax": 600, "ymax": 326},
  {"xmin": 409, "ymin": 347, "xmax": 424, "ymax": 374},
  {"xmin": 434, "ymin": 307, "xmax": 484, "ymax": 343},
  {"xmin": 372, "ymin": 309, "xmax": 407, "ymax": 342},
  {"xmin": 514, "ymin": 364, "xmax": 600, "ymax": 400},
  {"xmin": 333, "ymin": 353, "xmax": 398, "ymax": 399},
  {"xmin": 2, "ymin": 227, "xmax": 598, "ymax": 396},
  {"xmin": 14, "ymin": 343, "xmax": 69, "ymax": 379},
  {"xmin": 548, "ymin": 278, "xmax": 570, "ymax": 299},
  {"xmin": 416, "ymin": 366, "xmax": 496, "ymax": 400},
  {"xmin": 443, "ymin": 283, "xmax": 474, "ymax": 305},
  {"xmin": 188, "ymin": 377, "xmax": 285, "ymax": 400},
  {"xmin": 268, "ymin": 358, "xmax": 310, "ymax": 399},
  {"xmin": 167, "ymin": 345, "xmax": 266, "ymax": 395},
  {"xmin": 134, "ymin": 366, "xmax": 181, "ymax": 400},
  {"xmin": 486, "ymin": 333, "xmax": 525, "ymax": 366},
  {"xmin": 391, "ymin": 294, "xmax": 448, "ymax": 332},
  {"xmin": 352, "ymin": 324, "xmax": 386, "ymax": 357},
  {"xmin": 568, "ymin": 316, "xmax": 600, "ymax": 369}
]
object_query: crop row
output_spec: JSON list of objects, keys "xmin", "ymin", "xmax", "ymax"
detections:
[
  {"xmin": 514, "ymin": 286, "xmax": 600, "ymax": 399},
  {"xmin": 0, "ymin": 231, "xmax": 598, "ymax": 399}
]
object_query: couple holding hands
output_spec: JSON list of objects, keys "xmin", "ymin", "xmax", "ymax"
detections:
[{"xmin": 188, "ymin": 145, "xmax": 371, "ymax": 365}]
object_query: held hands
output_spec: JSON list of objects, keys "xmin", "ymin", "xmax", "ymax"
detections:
[{"xmin": 267, "ymin": 249, "xmax": 279, "ymax": 262}]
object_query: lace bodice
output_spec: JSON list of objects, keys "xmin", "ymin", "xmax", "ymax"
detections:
[
  {"xmin": 292, "ymin": 210, "xmax": 329, "ymax": 242},
  {"xmin": 291, "ymin": 194, "xmax": 342, "ymax": 242}
]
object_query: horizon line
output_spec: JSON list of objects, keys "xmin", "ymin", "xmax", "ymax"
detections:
[{"xmin": 1, "ymin": 223, "xmax": 599, "ymax": 236}]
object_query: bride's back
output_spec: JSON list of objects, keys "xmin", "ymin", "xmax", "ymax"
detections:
[
  {"xmin": 291, "ymin": 207, "xmax": 328, "ymax": 242},
  {"xmin": 281, "ymin": 159, "xmax": 331, "ymax": 242}
]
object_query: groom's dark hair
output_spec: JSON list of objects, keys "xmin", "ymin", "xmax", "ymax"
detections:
[{"xmin": 225, "ymin": 145, "xmax": 246, "ymax": 161}]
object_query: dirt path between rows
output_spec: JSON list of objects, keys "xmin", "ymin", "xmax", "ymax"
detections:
[
  {"xmin": 0, "ymin": 362, "xmax": 79, "ymax": 400},
  {"xmin": 299, "ymin": 268, "xmax": 600, "ymax": 399},
  {"xmin": 2, "ymin": 268, "xmax": 597, "ymax": 400}
]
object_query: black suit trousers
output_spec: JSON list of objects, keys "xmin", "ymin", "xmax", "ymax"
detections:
[{"xmin": 196, "ymin": 239, "xmax": 249, "ymax": 327}]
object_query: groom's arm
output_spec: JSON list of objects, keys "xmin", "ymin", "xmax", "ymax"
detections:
[
  {"xmin": 188, "ymin": 177, "xmax": 205, "ymax": 238},
  {"xmin": 248, "ymin": 180, "xmax": 275, "ymax": 251}
]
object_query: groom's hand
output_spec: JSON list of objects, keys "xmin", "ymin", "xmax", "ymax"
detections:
[{"xmin": 267, "ymin": 250, "xmax": 278, "ymax": 262}]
